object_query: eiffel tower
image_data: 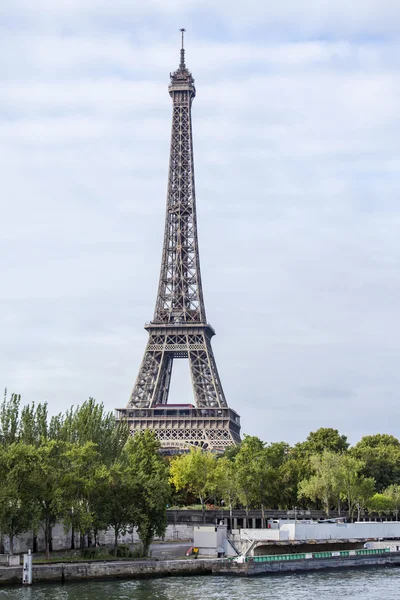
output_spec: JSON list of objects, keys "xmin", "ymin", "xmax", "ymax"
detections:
[{"xmin": 116, "ymin": 31, "xmax": 241, "ymax": 452}]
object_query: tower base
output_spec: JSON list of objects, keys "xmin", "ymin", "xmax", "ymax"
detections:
[{"xmin": 116, "ymin": 406, "xmax": 241, "ymax": 454}]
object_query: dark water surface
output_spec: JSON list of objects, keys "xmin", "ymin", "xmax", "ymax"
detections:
[{"xmin": 0, "ymin": 568, "xmax": 399, "ymax": 599}]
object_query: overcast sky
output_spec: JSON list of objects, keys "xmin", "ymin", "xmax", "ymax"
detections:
[{"xmin": 1, "ymin": 1, "xmax": 400, "ymax": 446}]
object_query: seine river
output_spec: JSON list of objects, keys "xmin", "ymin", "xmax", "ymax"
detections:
[{"xmin": 1, "ymin": 569, "xmax": 399, "ymax": 599}]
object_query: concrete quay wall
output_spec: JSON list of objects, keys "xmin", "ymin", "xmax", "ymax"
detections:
[{"xmin": 0, "ymin": 558, "xmax": 214, "ymax": 586}]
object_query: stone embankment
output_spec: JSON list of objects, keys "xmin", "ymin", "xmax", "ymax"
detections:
[
  {"xmin": 3, "ymin": 550, "xmax": 400, "ymax": 586},
  {"xmin": 0, "ymin": 558, "xmax": 214, "ymax": 585}
]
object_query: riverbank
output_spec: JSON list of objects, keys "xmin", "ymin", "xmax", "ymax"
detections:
[
  {"xmin": 3, "ymin": 569, "xmax": 400, "ymax": 600},
  {"xmin": 0, "ymin": 557, "xmax": 214, "ymax": 585},
  {"xmin": 3, "ymin": 550, "xmax": 400, "ymax": 586}
]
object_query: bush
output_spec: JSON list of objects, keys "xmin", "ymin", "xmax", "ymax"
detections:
[
  {"xmin": 81, "ymin": 547, "xmax": 104, "ymax": 559},
  {"xmin": 109, "ymin": 544, "xmax": 140, "ymax": 558}
]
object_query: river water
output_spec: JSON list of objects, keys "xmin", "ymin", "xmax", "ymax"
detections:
[{"xmin": 0, "ymin": 569, "xmax": 399, "ymax": 599}]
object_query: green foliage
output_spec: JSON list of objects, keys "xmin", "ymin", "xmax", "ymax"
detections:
[
  {"xmin": 222, "ymin": 443, "xmax": 241, "ymax": 460},
  {"xmin": 354, "ymin": 434, "xmax": 400, "ymax": 449},
  {"xmin": 281, "ymin": 428, "xmax": 349, "ymax": 506},
  {"xmin": 298, "ymin": 451, "xmax": 376, "ymax": 517},
  {"xmin": 126, "ymin": 431, "xmax": 170, "ymax": 556},
  {"xmin": 81, "ymin": 547, "xmax": 101, "ymax": 559},
  {"xmin": 383, "ymin": 484, "xmax": 400, "ymax": 519},
  {"xmin": 170, "ymin": 448, "xmax": 217, "ymax": 522},
  {"xmin": 215, "ymin": 457, "xmax": 238, "ymax": 506},
  {"xmin": 278, "ymin": 456, "xmax": 301, "ymax": 509},
  {"xmin": 298, "ymin": 450, "xmax": 343, "ymax": 515},
  {"xmin": 351, "ymin": 434, "xmax": 400, "ymax": 492},
  {"xmin": 1, "ymin": 389, "xmax": 50, "ymax": 446},
  {"xmin": 109, "ymin": 544, "xmax": 138, "ymax": 558},
  {"xmin": 0, "ymin": 443, "xmax": 41, "ymax": 553},
  {"xmin": 229, "ymin": 437, "xmax": 293, "ymax": 518},
  {"xmin": 32, "ymin": 440, "xmax": 68, "ymax": 559},
  {"xmin": 368, "ymin": 493, "xmax": 394, "ymax": 516},
  {"xmin": 0, "ymin": 390, "xmax": 21, "ymax": 445},
  {"xmin": 234, "ymin": 435, "xmax": 264, "ymax": 514},
  {"xmin": 50, "ymin": 398, "xmax": 129, "ymax": 464},
  {"xmin": 19, "ymin": 402, "xmax": 49, "ymax": 445},
  {"xmin": 299, "ymin": 428, "xmax": 349, "ymax": 455},
  {"xmin": 214, "ymin": 457, "xmax": 238, "ymax": 527},
  {"xmin": 61, "ymin": 441, "xmax": 104, "ymax": 546},
  {"xmin": 94, "ymin": 459, "xmax": 136, "ymax": 556},
  {"xmin": 3, "ymin": 388, "xmax": 400, "ymax": 558},
  {"xmin": 0, "ymin": 394, "xmax": 167, "ymax": 558},
  {"xmin": 352, "ymin": 477, "xmax": 376, "ymax": 519},
  {"xmin": 338, "ymin": 454, "xmax": 370, "ymax": 517}
]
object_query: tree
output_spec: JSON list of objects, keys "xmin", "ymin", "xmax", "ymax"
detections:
[
  {"xmin": 215, "ymin": 457, "xmax": 238, "ymax": 530},
  {"xmin": 351, "ymin": 434, "xmax": 400, "ymax": 492},
  {"xmin": 19, "ymin": 402, "xmax": 49, "ymax": 445},
  {"xmin": 298, "ymin": 451, "xmax": 375, "ymax": 518},
  {"xmin": 264, "ymin": 442, "xmax": 292, "ymax": 509},
  {"xmin": 0, "ymin": 391, "xmax": 21, "ymax": 446},
  {"xmin": 222, "ymin": 443, "xmax": 241, "ymax": 461},
  {"xmin": 236, "ymin": 439, "xmax": 287, "ymax": 524},
  {"xmin": 338, "ymin": 454, "xmax": 370, "ymax": 518},
  {"xmin": 0, "ymin": 391, "xmax": 50, "ymax": 447},
  {"xmin": 296, "ymin": 428, "xmax": 349, "ymax": 457},
  {"xmin": 234, "ymin": 436, "xmax": 265, "ymax": 518},
  {"xmin": 292, "ymin": 429, "xmax": 349, "ymax": 492},
  {"xmin": 95, "ymin": 460, "xmax": 137, "ymax": 556},
  {"xmin": 31, "ymin": 440, "xmax": 67, "ymax": 559},
  {"xmin": 352, "ymin": 477, "xmax": 375, "ymax": 521},
  {"xmin": 384, "ymin": 485, "xmax": 400, "ymax": 520},
  {"xmin": 60, "ymin": 442, "xmax": 102, "ymax": 552},
  {"xmin": 55, "ymin": 398, "xmax": 129, "ymax": 464},
  {"xmin": 126, "ymin": 431, "xmax": 170, "ymax": 556},
  {"xmin": 170, "ymin": 448, "xmax": 217, "ymax": 523},
  {"xmin": 0, "ymin": 443, "xmax": 40, "ymax": 554},
  {"xmin": 278, "ymin": 456, "xmax": 301, "ymax": 509},
  {"xmin": 0, "ymin": 396, "xmax": 169, "ymax": 557},
  {"xmin": 368, "ymin": 493, "xmax": 394, "ymax": 517},
  {"xmin": 298, "ymin": 450, "xmax": 342, "ymax": 515}
]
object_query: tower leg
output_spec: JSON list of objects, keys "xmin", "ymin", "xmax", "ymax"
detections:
[
  {"xmin": 129, "ymin": 333, "xmax": 172, "ymax": 408},
  {"xmin": 188, "ymin": 334, "xmax": 228, "ymax": 408}
]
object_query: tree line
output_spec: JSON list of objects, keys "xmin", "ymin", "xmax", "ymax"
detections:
[
  {"xmin": 170, "ymin": 428, "xmax": 400, "ymax": 525},
  {"xmin": 0, "ymin": 392, "xmax": 169, "ymax": 557},
  {"xmin": 2, "ymin": 391, "xmax": 400, "ymax": 557}
]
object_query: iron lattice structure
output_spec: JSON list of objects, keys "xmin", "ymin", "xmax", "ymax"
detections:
[{"xmin": 116, "ymin": 34, "xmax": 241, "ymax": 452}]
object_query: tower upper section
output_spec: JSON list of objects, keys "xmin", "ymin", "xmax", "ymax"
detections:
[
  {"xmin": 153, "ymin": 32, "xmax": 206, "ymax": 325},
  {"xmin": 168, "ymin": 31, "xmax": 196, "ymax": 101}
]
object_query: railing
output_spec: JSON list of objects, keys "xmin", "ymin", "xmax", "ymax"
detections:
[
  {"xmin": 239, "ymin": 531, "xmax": 256, "ymax": 557},
  {"xmin": 226, "ymin": 532, "xmax": 241, "ymax": 555},
  {"xmin": 253, "ymin": 553, "xmax": 307, "ymax": 562},
  {"xmin": 355, "ymin": 548, "xmax": 390, "ymax": 556},
  {"xmin": 117, "ymin": 407, "xmax": 240, "ymax": 424},
  {"xmin": 249, "ymin": 548, "xmax": 392, "ymax": 563}
]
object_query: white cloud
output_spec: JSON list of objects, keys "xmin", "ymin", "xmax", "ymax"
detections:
[
  {"xmin": 2, "ymin": 0, "xmax": 400, "ymax": 36},
  {"xmin": 1, "ymin": 1, "xmax": 400, "ymax": 445}
]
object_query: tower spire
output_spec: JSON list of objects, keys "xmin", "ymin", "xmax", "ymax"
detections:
[{"xmin": 179, "ymin": 27, "xmax": 186, "ymax": 70}]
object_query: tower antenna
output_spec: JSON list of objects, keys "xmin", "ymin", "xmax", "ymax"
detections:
[{"xmin": 179, "ymin": 28, "xmax": 186, "ymax": 69}]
